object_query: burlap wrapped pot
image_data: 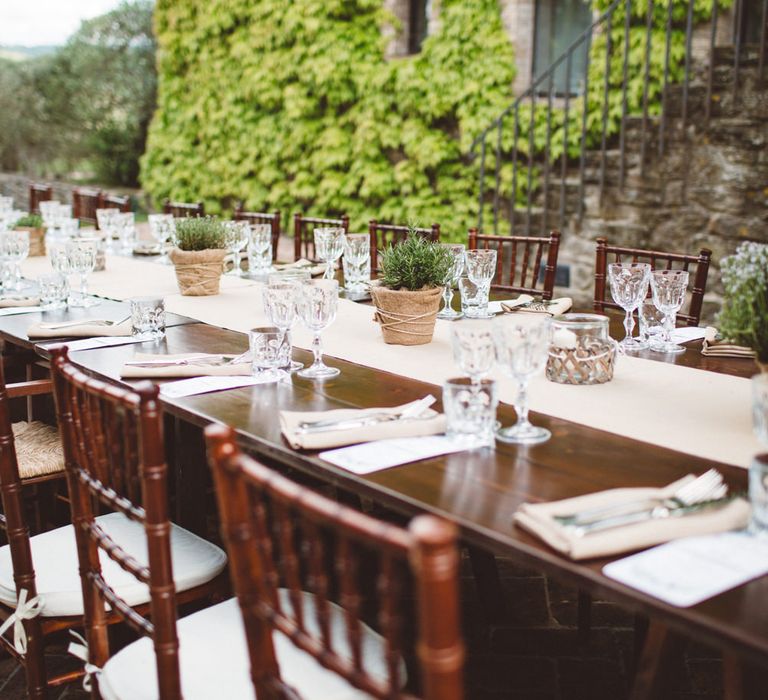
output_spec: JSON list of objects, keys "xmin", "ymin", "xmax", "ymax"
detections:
[
  {"xmin": 371, "ymin": 284, "xmax": 443, "ymax": 346},
  {"xmin": 170, "ymin": 248, "xmax": 227, "ymax": 296},
  {"xmin": 16, "ymin": 227, "xmax": 45, "ymax": 256}
]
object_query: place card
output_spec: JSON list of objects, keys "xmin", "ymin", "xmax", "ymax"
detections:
[
  {"xmin": 319, "ymin": 435, "xmax": 467, "ymax": 475},
  {"xmin": 40, "ymin": 336, "xmax": 148, "ymax": 352},
  {"xmin": 0, "ymin": 306, "xmax": 43, "ymax": 317},
  {"xmin": 603, "ymin": 532, "xmax": 768, "ymax": 607},
  {"xmin": 159, "ymin": 373, "xmax": 286, "ymax": 399},
  {"xmin": 670, "ymin": 326, "xmax": 708, "ymax": 344}
]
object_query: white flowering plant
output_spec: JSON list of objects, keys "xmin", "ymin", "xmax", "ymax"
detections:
[{"xmin": 718, "ymin": 242, "xmax": 768, "ymax": 364}]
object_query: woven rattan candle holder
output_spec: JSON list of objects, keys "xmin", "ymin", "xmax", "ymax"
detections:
[{"xmin": 546, "ymin": 314, "xmax": 617, "ymax": 385}]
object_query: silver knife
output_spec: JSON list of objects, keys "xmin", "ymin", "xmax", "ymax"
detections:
[{"xmin": 296, "ymin": 396, "xmax": 436, "ymax": 434}]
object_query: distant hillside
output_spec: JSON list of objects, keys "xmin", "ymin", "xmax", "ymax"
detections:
[{"xmin": 0, "ymin": 45, "xmax": 58, "ymax": 61}]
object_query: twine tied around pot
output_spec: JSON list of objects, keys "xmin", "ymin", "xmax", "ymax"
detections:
[
  {"xmin": 170, "ymin": 248, "xmax": 227, "ymax": 296},
  {"xmin": 370, "ymin": 285, "xmax": 442, "ymax": 346}
]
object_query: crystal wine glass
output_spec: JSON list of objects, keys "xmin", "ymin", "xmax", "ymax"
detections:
[
  {"xmin": 438, "ymin": 243, "xmax": 466, "ymax": 320},
  {"xmin": 608, "ymin": 262, "xmax": 651, "ymax": 351},
  {"xmin": 649, "ymin": 269, "xmax": 689, "ymax": 354},
  {"xmin": 451, "ymin": 321, "xmax": 496, "ymax": 385},
  {"xmin": 65, "ymin": 238, "xmax": 100, "ymax": 307},
  {"xmin": 148, "ymin": 214, "xmax": 175, "ymax": 264},
  {"xmin": 247, "ymin": 224, "xmax": 273, "ymax": 276},
  {"xmin": 263, "ymin": 281, "xmax": 304, "ymax": 371},
  {"xmin": 493, "ymin": 315, "xmax": 552, "ymax": 444},
  {"xmin": 314, "ymin": 228, "xmax": 345, "ymax": 283},
  {"xmin": 0, "ymin": 231, "xmax": 30, "ymax": 291},
  {"xmin": 297, "ymin": 279, "xmax": 340, "ymax": 379},
  {"xmin": 224, "ymin": 220, "xmax": 250, "ymax": 276},
  {"xmin": 117, "ymin": 212, "xmax": 137, "ymax": 255},
  {"xmin": 96, "ymin": 208, "xmax": 119, "ymax": 253},
  {"xmin": 464, "ymin": 249, "xmax": 497, "ymax": 319},
  {"xmin": 342, "ymin": 233, "xmax": 371, "ymax": 294}
]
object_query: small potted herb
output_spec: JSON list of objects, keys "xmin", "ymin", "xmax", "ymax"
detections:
[
  {"xmin": 14, "ymin": 214, "xmax": 45, "ymax": 256},
  {"xmin": 718, "ymin": 241, "xmax": 768, "ymax": 372},
  {"xmin": 169, "ymin": 216, "xmax": 228, "ymax": 296},
  {"xmin": 371, "ymin": 233, "xmax": 452, "ymax": 345}
]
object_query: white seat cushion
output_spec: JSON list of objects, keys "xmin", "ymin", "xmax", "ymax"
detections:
[
  {"xmin": 99, "ymin": 592, "xmax": 403, "ymax": 700},
  {"xmin": 0, "ymin": 512, "xmax": 227, "ymax": 617}
]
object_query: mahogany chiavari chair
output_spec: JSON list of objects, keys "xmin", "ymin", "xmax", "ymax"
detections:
[
  {"xmin": 206, "ymin": 424, "xmax": 465, "ymax": 700},
  {"xmin": 233, "ymin": 203, "xmax": 281, "ymax": 261},
  {"xmin": 50, "ymin": 347, "xmax": 228, "ymax": 700},
  {"xmin": 99, "ymin": 192, "xmax": 131, "ymax": 213},
  {"xmin": 28, "ymin": 183, "xmax": 53, "ymax": 215},
  {"xmin": 72, "ymin": 187, "xmax": 102, "ymax": 226},
  {"xmin": 293, "ymin": 212, "xmax": 349, "ymax": 262},
  {"xmin": 162, "ymin": 199, "xmax": 205, "ymax": 218},
  {"xmin": 369, "ymin": 221, "xmax": 441, "ymax": 271},
  {"xmin": 593, "ymin": 237, "xmax": 712, "ymax": 326},
  {"xmin": 467, "ymin": 229, "xmax": 561, "ymax": 300}
]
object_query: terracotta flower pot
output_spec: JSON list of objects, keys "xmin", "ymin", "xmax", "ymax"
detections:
[
  {"xmin": 370, "ymin": 284, "xmax": 443, "ymax": 346},
  {"xmin": 170, "ymin": 248, "xmax": 227, "ymax": 296},
  {"xmin": 15, "ymin": 227, "xmax": 45, "ymax": 257}
]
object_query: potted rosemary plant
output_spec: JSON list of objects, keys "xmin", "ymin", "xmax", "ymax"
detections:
[
  {"xmin": 170, "ymin": 216, "xmax": 228, "ymax": 296},
  {"xmin": 371, "ymin": 234, "xmax": 452, "ymax": 346},
  {"xmin": 718, "ymin": 241, "xmax": 768, "ymax": 372},
  {"xmin": 14, "ymin": 214, "xmax": 46, "ymax": 256}
]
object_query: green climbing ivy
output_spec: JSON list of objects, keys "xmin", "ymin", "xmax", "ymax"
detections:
[{"xmin": 141, "ymin": 0, "xmax": 516, "ymax": 240}]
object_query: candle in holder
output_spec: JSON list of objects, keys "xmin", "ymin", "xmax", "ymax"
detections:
[{"xmin": 546, "ymin": 314, "xmax": 617, "ymax": 385}]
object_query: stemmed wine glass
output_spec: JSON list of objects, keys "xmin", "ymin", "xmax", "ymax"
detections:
[
  {"xmin": 342, "ymin": 233, "xmax": 371, "ymax": 294},
  {"xmin": 148, "ymin": 214, "xmax": 175, "ymax": 264},
  {"xmin": 96, "ymin": 208, "xmax": 119, "ymax": 253},
  {"xmin": 649, "ymin": 269, "xmax": 689, "ymax": 354},
  {"xmin": 224, "ymin": 220, "xmax": 250, "ymax": 276},
  {"xmin": 296, "ymin": 279, "xmax": 340, "ymax": 379},
  {"xmin": 65, "ymin": 239, "xmax": 100, "ymax": 307},
  {"xmin": 247, "ymin": 224, "xmax": 273, "ymax": 276},
  {"xmin": 493, "ymin": 315, "xmax": 552, "ymax": 444},
  {"xmin": 0, "ymin": 231, "xmax": 30, "ymax": 291},
  {"xmin": 263, "ymin": 280, "xmax": 304, "ymax": 371},
  {"xmin": 117, "ymin": 212, "xmax": 137, "ymax": 255},
  {"xmin": 451, "ymin": 321, "xmax": 496, "ymax": 385},
  {"xmin": 464, "ymin": 249, "xmax": 497, "ymax": 319},
  {"xmin": 314, "ymin": 228, "xmax": 345, "ymax": 283},
  {"xmin": 608, "ymin": 262, "xmax": 651, "ymax": 351},
  {"xmin": 438, "ymin": 244, "xmax": 466, "ymax": 320}
]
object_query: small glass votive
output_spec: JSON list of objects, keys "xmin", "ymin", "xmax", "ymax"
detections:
[
  {"xmin": 639, "ymin": 298, "xmax": 665, "ymax": 346},
  {"xmin": 38, "ymin": 273, "xmax": 68, "ymax": 309},
  {"xmin": 249, "ymin": 326, "xmax": 290, "ymax": 380},
  {"xmin": 754, "ymin": 374, "xmax": 768, "ymax": 445},
  {"xmin": 443, "ymin": 377, "xmax": 498, "ymax": 447},
  {"xmin": 130, "ymin": 296, "xmax": 165, "ymax": 340},
  {"xmin": 459, "ymin": 277, "xmax": 490, "ymax": 319},
  {"xmin": 749, "ymin": 453, "xmax": 768, "ymax": 536}
]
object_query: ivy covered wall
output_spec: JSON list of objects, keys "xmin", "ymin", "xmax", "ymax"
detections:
[{"xmin": 141, "ymin": 0, "xmax": 516, "ymax": 238}]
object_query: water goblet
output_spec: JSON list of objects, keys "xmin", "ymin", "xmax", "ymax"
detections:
[
  {"xmin": 608, "ymin": 262, "xmax": 650, "ymax": 351},
  {"xmin": 314, "ymin": 228, "xmax": 345, "ymax": 283},
  {"xmin": 96, "ymin": 208, "xmax": 120, "ymax": 253},
  {"xmin": 263, "ymin": 281, "xmax": 304, "ymax": 371},
  {"xmin": 438, "ymin": 243, "xmax": 466, "ymax": 320},
  {"xmin": 224, "ymin": 220, "xmax": 250, "ymax": 276},
  {"xmin": 649, "ymin": 269, "xmax": 689, "ymax": 354},
  {"xmin": 249, "ymin": 326, "xmax": 290, "ymax": 381},
  {"xmin": 39, "ymin": 201, "xmax": 60, "ymax": 229},
  {"xmin": 247, "ymin": 224, "xmax": 273, "ymax": 276},
  {"xmin": 493, "ymin": 315, "xmax": 552, "ymax": 444},
  {"xmin": 297, "ymin": 279, "xmax": 340, "ymax": 379},
  {"xmin": 116, "ymin": 212, "xmax": 137, "ymax": 255},
  {"xmin": 464, "ymin": 249, "xmax": 497, "ymax": 319},
  {"xmin": 0, "ymin": 231, "xmax": 30, "ymax": 291},
  {"xmin": 65, "ymin": 238, "xmax": 100, "ymax": 307},
  {"xmin": 451, "ymin": 321, "xmax": 496, "ymax": 385},
  {"xmin": 342, "ymin": 233, "xmax": 371, "ymax": 293},
  {"xmin": 148, "ymin": 214, "xmax": 175, "ymax": 264},
  {"xmin": 443, "ymin": 377, "xmax": 498, "ymax": 447}
]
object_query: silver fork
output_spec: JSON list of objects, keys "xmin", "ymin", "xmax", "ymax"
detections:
[
  {"xmin": 296, "ymin": 396, "xmax": 436, "ymax": 434},
  {"xmin": 41, "ymin": 315, "xmax": 130, "ymax": 330}
]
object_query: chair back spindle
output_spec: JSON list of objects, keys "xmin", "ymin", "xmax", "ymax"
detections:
[{"xmin": 28, "ymin": 183, "xmax": 53, "ymax": 215}]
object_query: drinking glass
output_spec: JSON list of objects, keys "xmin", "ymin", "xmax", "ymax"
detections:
[
  {"xmin": 296, "ymin": 279, "xmax": 340, "ymax": 379},
  {"xmin": 493, "ymin": 315, "xmax": 552, "ymax": 444},
  {"xmin": 608, "ymin": 262, "xmax": 650, "ymax": 351},
  {"xmin": 464, "ymin": 249, "xmax": 497, "ymax": 319},
  {"xmin": 753, "ymin": 374, "xmax": 768, "ymax": 445},
  {"xmin": 458, "ymin": 277, "xmax": 489, "ymax": 318},
  {"xmin": 263, "ymin": 281, "xmax": 303, "ymax": 371},
  {"xmin": 96, "ymin": 208, "xmax": 120, "ymax": 253},
  {"xmin": 451, "ymin": 321, "xmax": 495, "ymax": 384},
  {"xmin": 56, "ymin": 218, "xmax": 79, "ymax": 240},
  {"xmin": 148, "ymin": 214, "xmax": 175, "ymax": 264},
  {"xmin": 65, "ymin": 239, "xmax": 100, "ymax": 307},
  {"xmin": 39, "ymin": 201, "xmax": 60, "ymax": 229},
  {"xmin": 49, "ymin": 243, "xmax": 70, "ymax": 277},
  {"xmin": 38, "ymin": 273, "xmax": 68, "ymax": 309},
  {"xmin": 116, "ymin": 212, "xmax": 136, "ymax": 255},
  {"xmin": 224, "ymin": 220, "xmax": 250, "ymax": 276},
  {"xmin": 438, "ymin": 244, "xmax": 466, "ymax": 320},
  {"xmin": 749, "ymin": 454, "xmax": 768, "ymax": 537},
  {"xmin": 249, "ymin": 326, "xmax": 290, "ymax": 381},
  {"xmin": 342, "ymin": 233, "xmax": 371, "ymax": 293},
  {"xmin": 314, "ymin": 227, "xmax": 345, "ymax": 282},
  {"xmin": 247, "ymin": 224, "xmax": 273, "ymax": 276},
  {"xmin": 638, "ymin": 298, "xmax": 665, "ymax": 346},
  {"xmin": 0, "ymin": 231, "xmax": 30, "ymax": 291},
  {"xmin": 130, "ymin": 296, "xmax": 166, "ymax": 340},
  {"xmin": 649, "ymin": 269, "xmax": 689, "ymax": 354},
  {"xmin": 443, "ymin": 377, "xmax": 498, "ymax": 447}
]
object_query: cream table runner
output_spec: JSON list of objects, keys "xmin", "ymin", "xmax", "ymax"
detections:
[{"xmin": 21, "ymin": 255, "xmax": 761, "ymax": 468}]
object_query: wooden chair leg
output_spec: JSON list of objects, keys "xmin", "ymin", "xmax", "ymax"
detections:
[
  {"xmin": 577, "ymin": 590, "xmax": 592, "ymax": 645},
  {"xmin": 723, "ymin": 653, "xmax": 744, "ymax": 700},
  {"xmin": 467, "ymin": 546, "xmax": 506, "ymax": 628},
  {"xmin": 628, "ymin": 620, "xmax": 685, "ymax": 700},
  {"xmin": 23, "ymin": 621, "xmax": 48, "ymax": 700}
]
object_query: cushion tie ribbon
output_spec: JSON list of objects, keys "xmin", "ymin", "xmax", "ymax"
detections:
[
  {"xmin": 68, "ymin": 630, "xmax": 103, "ymax": 692},
  {"xmin": 0, "ymin": 588, "xmax": 45, "ymax": 655}
]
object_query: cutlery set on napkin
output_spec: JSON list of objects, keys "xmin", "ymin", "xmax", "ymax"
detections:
[
  {"xmin": 27, "ymin": 317, "xmax": 133, "ymax": 339},
  {"xmin": 498, "ymin": 294, "xmax": 573, "ymax": 316},
  {"xmin": 701, "ymin": 326, "xmax": 756, "ymax": 358},
  {"xmin": 120, "ymin": 353, "xmax": 251, "ymax": 378}
]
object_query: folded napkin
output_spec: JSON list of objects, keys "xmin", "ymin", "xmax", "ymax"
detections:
[
  {"xmin": 701, "ymin": 326, "xmax": 756, "ymax": 358},
  {"xmin": 280, "ymin": 400, "xmax": 446, "ymax": 450},
  {"xmin": 500, "ymin": 294, "xmax": 573, "ymax": 316},
  {"xmin": 27, "ymin": 320, "xmax": 133, "ymax": 339},
  {"xmin": 0, "ymin": 296, "xmax": 39, "ymax": 308},
  {"xmin": 273, "ymin": 259, "xmax": 331, "ymax": 276},
  {"xmin": 513, "ymin": 478, "xmax": 751, "ymax": 561},
  {"xmin": 120, "ymin": 353, "xmax": 251, "ymax": 378}
]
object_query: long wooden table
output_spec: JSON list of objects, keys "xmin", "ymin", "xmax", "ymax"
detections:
[{"xmin": 0, "ymin": 287, "xmax": 763, "ymax": 698}]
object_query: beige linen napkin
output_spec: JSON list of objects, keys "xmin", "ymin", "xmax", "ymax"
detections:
[
  {"xmin": 701, "ymin": 326, "xmax": 756, "ymax": 358},
  {"xmin": 280, "ymin": 400, "xmax": 446, "ymax": 450},
  {"xmin": 0, "ymin": 296, "xmax": 40, "ymax": 308},
  {"xmin": 120, "ymin": 353, "xmax": 251, "ymax": 378},
  {"xmin": 27, "ymin": 320, "xmax": 133, "ymax": 339},
  {"xmin": 273, "ymin": 259, "xmax": 327, "ymax": 276},
  {"xmin": 513, "ymin": 477, "xmax": 751, "ymax": 561},
  {"xmin": 501, "ymin": 294, "xmax": 573, "ymax": 316}
]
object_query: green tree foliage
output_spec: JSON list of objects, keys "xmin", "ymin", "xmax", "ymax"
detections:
[{"xmin": 142, "ymin": 0, "xmax": 516, "ymax": 237}]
